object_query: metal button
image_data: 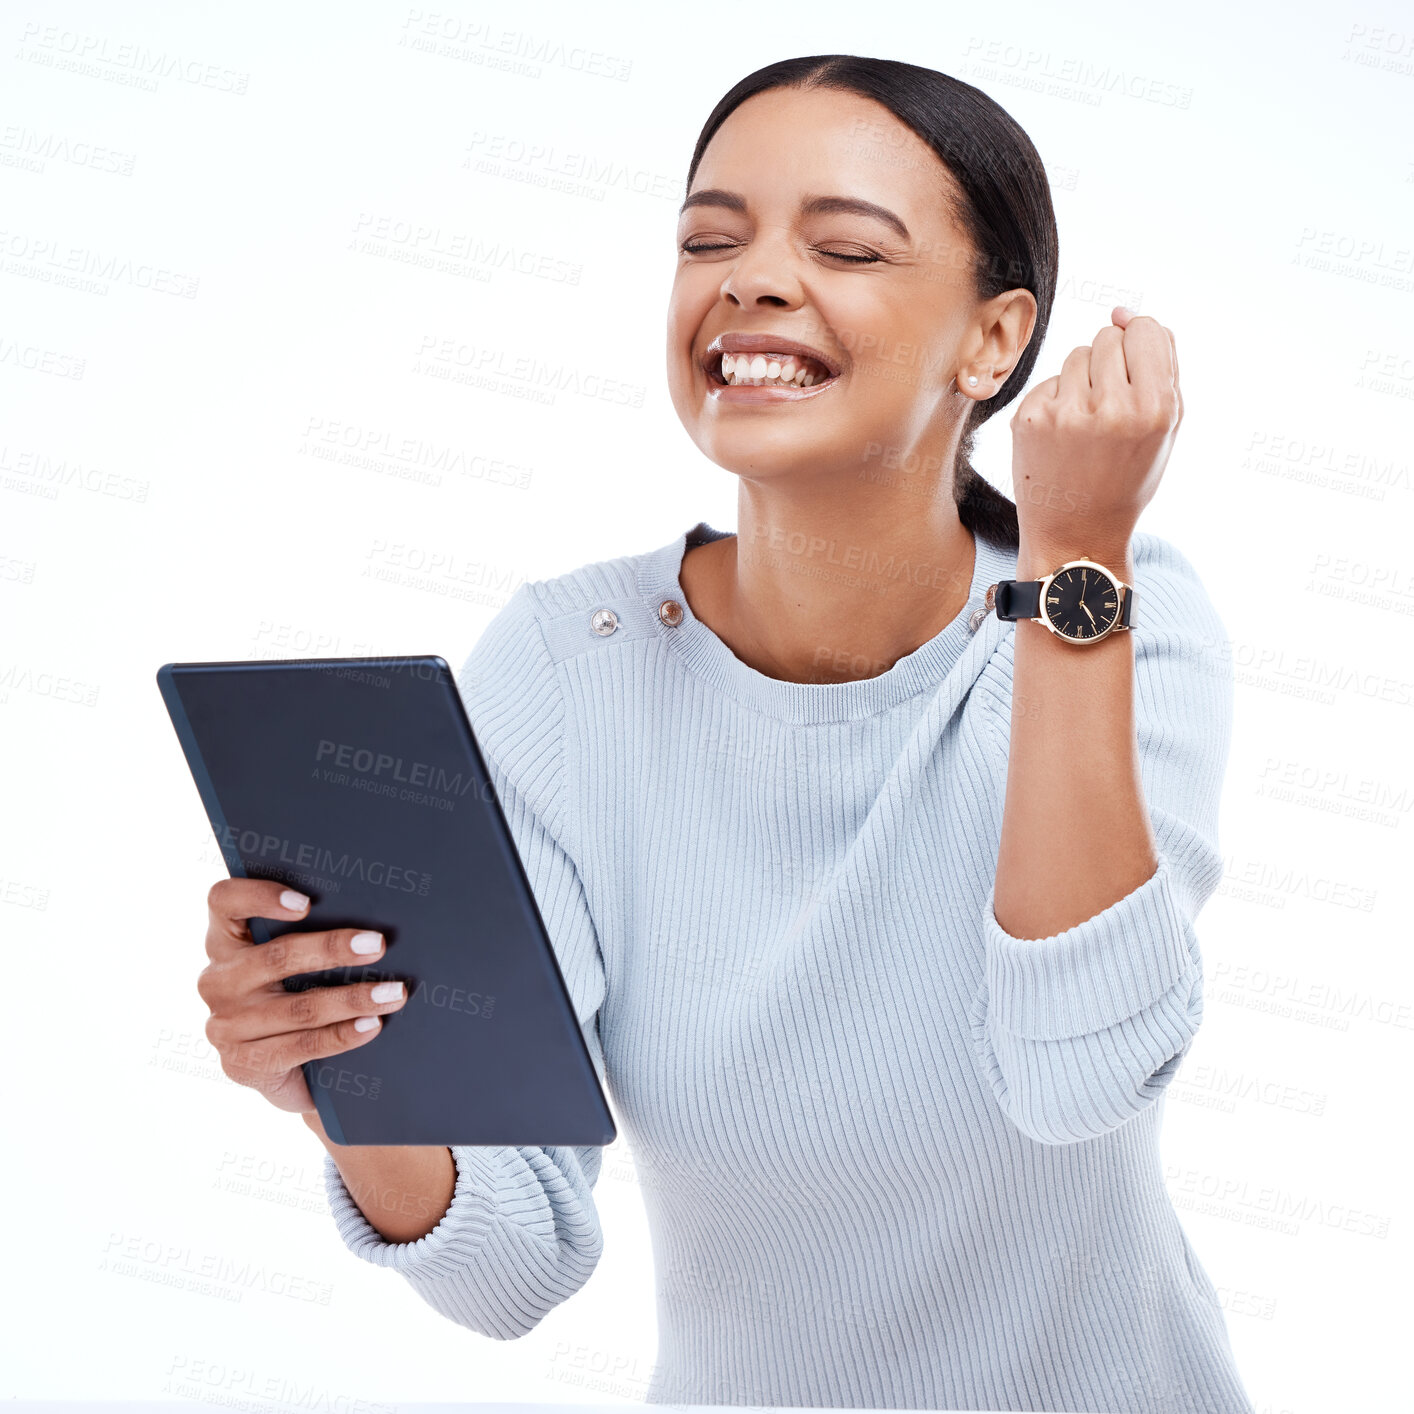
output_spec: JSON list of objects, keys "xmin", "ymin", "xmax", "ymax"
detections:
[
  {"xmin": 590, "ymin": 608, "xmax": 619, "ymax": 636},
  {"xmin": 967, "ymin": 584, "xmax": 997, "ymax": 634},
  {"xmin": 658, "ymin": 598, "xmax": 684, "ymax": 628}
]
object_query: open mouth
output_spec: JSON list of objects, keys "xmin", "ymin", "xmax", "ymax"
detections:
[{"xmin": 706, "ymin": 349, "xmax": 841, "ymax": 390}]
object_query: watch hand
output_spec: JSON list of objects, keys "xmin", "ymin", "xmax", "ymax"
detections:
[{"xmin": 1078, "ymin": 570, "xmax": 1097, "ymax": 626}]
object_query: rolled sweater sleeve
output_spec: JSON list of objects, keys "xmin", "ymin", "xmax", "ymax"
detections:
[
  {"xmin": 968, "ymin": 533, "xmax": 1235, "ymax": 1147},
  {"xmin": 321, "ymin": 583, "xmax": 610, "ymax": 1338}
]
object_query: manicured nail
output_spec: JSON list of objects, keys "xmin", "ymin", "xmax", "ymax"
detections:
[
  {"xmin": 350, "ymin": 931, "xmax": 384, "ymax": 954},
  {"xmin": 370, "ymin": 981, "xmax": 404, "ymax": 1003},
  {"xmin": 353, "ymin": 1016, "xmax": 380, "ymax": 1033},
  {"xmin": 280, "ymin": 889, "xmax": 309, "ymax": 911}
]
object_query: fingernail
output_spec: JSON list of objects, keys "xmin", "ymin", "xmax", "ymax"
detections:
[
  {"xmin": 353, "ymin": 1016, "xmax": 380, "ymax": 1033},
  {"xmin": 351, "ymin": 931, "xmax": 384, "ymax": 954},
  {"xmin": 370, "ymin": 981, "xmax": 404, "ymax": 1003},
  {"xmin": 280, "ymin": 889, "xmax": 309, "ymax": 911}
]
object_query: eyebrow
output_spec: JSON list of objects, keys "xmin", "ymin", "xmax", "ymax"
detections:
[{"xmin": 679, "ymin": 189, "xmax": 911, "ymax": 241}]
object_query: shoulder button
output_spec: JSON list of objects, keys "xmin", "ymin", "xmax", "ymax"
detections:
[{"xmin": 590, "ymin": 608, "xmax": 619, "ymax": 636}]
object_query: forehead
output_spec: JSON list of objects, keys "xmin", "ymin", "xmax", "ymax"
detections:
[{"xmin": 688, "ymin": 86, "xmax": 953, "ymax": 234}]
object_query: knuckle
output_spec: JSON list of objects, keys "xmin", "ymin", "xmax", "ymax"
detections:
[
  {"xmin": 297, "ymin": 1025, "xmax": 327, "ymax": 1062},
  {"xmin": 341, "ymin": 1016, "xmax": 371, "ymax": 1048},
  {"xmin": 205, "ymin": 878, "xmax": 229, "ymax": 914},
  {"xmin": 273, "ymin": 1027, "xmax": 311, "ymax": 1067},
  {"xmin": 1137, "ymin": 395, "xmax": 1171, "ymax": 430},
  {"xmin": 286, "ymin": 989, "xmax": 319, "ymax": 1027},
  {"xmin": 257, "ymin": 1033, "xmax": 293, "ymax": 1075},
  {"xmin": 264, "ymin": 936, "xmax": 290, "ymax": 974}
]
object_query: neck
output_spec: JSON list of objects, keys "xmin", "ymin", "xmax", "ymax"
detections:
[{"xmin": 689, "ymin": 484, "xmax": 978, "ymax": 686}]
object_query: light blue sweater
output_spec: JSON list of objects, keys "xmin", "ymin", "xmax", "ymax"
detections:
[{"xmin": 322, "ymin": 520, "xmax": 1254, "ymax": 1414}]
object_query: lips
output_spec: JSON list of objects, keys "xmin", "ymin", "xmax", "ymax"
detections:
[{"xmin": 703, "ymin": 331, "xmax": 842, "ymax": 385}]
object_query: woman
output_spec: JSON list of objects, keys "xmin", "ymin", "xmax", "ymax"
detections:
[{"xmin": 199, "ymin": 55, "xmax": 1254, "ymax": 1414}]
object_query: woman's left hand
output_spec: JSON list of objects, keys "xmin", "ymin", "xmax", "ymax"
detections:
[{"xmin": 1008, "ymin": 307, "xmax": 1182, "ymax": 563}]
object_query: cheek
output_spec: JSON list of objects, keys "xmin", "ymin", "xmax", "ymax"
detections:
[
  {"xmin": 666, "ymin": 285, "xmax": 706, "ymax": 362},
  {"xmin": 854, "ymin": 309, "xmax": 949, "ymax": 401},
  {"xmin": 669, "ymin": 264, "xmax": 714, "ymax": 312},
  {"xmin": 816, "ymin": 290, "xmax": 914, "ymax": 386}
]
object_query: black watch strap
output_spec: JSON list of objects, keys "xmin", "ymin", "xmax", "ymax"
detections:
[
  {"xmin": 993, "ymin": 579, "xmax": 1042, "ymax": 621},
  {"xmin": 993, "ymin": 577, "xmax": 1135, "ymax": 627}
]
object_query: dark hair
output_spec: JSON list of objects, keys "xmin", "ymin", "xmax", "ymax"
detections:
[{"xmin": 685, "ymin": 55, "xmax": 1059, "ymax": 551}]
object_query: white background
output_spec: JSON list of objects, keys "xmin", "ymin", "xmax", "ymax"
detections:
[{"xmin": 4, "ymin": 1, "xmax": 1411, "ymax": 1409}]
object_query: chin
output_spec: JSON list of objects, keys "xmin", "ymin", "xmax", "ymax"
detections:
[{"xmin": 703, "ymin": 433, "xmax": 838, "ymax": 482}]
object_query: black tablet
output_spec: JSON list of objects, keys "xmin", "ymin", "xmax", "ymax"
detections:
[{"xmin": 156, "ymin": 654, "xmax": 616, "ymax": 1149}]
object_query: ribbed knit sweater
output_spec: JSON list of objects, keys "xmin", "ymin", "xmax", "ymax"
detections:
[{"xmin": 322, "ymin": 519, "xmax": 1255, "ymax": 1414}]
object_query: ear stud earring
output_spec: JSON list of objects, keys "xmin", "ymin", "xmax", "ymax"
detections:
[{"xmin": 967, "ymin": 375, "xmax": 979, "ymax": 386}]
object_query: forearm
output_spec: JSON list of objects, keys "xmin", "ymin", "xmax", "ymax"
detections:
[
  {"xmin": 302, "ymin": 1110, "xmax": 455, "ymax": 1244},
  {"xmin": 993, "ymin": 535, "xmax": 1158, "ymax": 941}
]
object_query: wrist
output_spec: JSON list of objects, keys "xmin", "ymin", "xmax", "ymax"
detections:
[{"xmin": 1016, "ymin": 535, "xmax": 1134, "ymax": 582}]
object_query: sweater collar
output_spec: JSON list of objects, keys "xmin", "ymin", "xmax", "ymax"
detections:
[{"xmin": 636, "ymin": 520, "xmax": 1019, "ymax": 725}]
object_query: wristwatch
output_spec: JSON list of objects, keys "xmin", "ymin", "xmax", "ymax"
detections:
[{"xmin": 986, "ymin": 555, "xmax": 1135, "ymax": 643}]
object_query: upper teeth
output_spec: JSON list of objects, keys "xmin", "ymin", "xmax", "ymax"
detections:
[{"xmin": 720, "ymin": 351, "xmax": 830, "ymax": 387}]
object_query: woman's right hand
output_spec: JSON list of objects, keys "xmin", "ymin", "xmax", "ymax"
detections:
[{"xmin": 198, "ymin": 878, "xmax": 409, "ymax": 1117}]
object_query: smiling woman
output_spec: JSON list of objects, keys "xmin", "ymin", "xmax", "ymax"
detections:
[
  {"xmin": 669, "ymin": 56, "xmax": 1056, "ymax": 564},
  {"xmin": 305, "ymin": 52, "xmax": 1255, "ymax": 1414}
]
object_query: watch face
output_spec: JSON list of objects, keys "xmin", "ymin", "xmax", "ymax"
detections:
[{"xmin": 1043, "ymin": 563, "xmax": 1121, "ymax": 641}]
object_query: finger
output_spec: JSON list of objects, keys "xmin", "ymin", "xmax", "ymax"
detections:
[
  {"xmin": 1117, "ymin": 314, "xmax": 1174, "ymax": 405},
  {"xmin": 208, "ymin": 975, "xmax": 408, "ymax": 1048},
  {"xmin": 241, "ymin": 925, "xmax": 389, "ymax": 990},
  {"xmin": 222, "ymin": 1011, "xmax": 393, "ymax": 1088},
  {"xmin": 1088, "ymin": 324, "xmax": 1128, "ymax": 400},
  {"xmin": 1056, "ymin": 344, "xmax": 1093, "ymax": 405},
  {"xmin": 1011, "ymin": 378, "xmax": 1058, "ymax": 430},
  {"xmin": 206, "ymin": 877, "xmax": 311, "ymax": 960},
  {"xmin": 197, "ymin": 926, "xmax": 389, "ymax": 1032}
]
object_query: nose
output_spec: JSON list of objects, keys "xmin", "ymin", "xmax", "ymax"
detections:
[{"xmin": 719, "ymin": 226, "xmax": 804, "ymax": 310}]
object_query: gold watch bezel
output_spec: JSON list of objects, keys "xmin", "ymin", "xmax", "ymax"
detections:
[{"xmin": 1036, "ymin": 556, "xmax": 1131, "ymax": 644}]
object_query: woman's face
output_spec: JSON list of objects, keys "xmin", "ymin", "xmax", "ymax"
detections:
[{"xmin": 668, "ymin": 86, "xmax": 998, "ymax": 489}]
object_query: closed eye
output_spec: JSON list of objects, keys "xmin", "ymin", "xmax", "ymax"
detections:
[
  {"xmin": 820, "ymin": 248, "xmax": 883, "ymax": 264},
  {"xmin": 679, "ymin": 242, "xmax": 884, "ymax": 265}
]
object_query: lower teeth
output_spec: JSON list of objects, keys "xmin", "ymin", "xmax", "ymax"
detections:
[{"xmin": 728, "ymin": 373, "xmax": 824, "ymax": 388}]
